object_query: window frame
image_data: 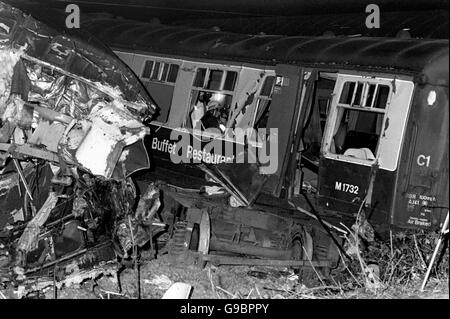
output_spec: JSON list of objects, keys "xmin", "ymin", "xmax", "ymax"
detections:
[
  {"xmin": 187, "ymin": 66, "xmax": 241, "ymax": 136},
  {"xmin": 330, "ymin": 79, "xmax": 392, "ymax": 161},
  {"xmin": 140, "ymin": 59, "xmax": 180, "ymax": 85},
  {"xmin": 253, "ymin": 75, "xmax": 276, "ymax": 129},
  {"xmin": 321, "ymin": 73, "xmax": 414, "ymax": 171},
  {"xmin": 192, "ymin": 67, "xmax": 239, "ymax": 95}
]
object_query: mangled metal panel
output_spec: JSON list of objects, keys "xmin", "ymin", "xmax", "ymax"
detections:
[{"xmin": 0, "ymin": 2, "xmax": 156, "ymax": 179}]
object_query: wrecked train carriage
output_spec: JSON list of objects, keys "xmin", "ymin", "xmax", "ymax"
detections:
[
  {"xmin": 82, "ymin": 18, "xmax": 449, "ymax": 267},
  {"xmin": 0, "ymin": 2, "xmax": 158, "ymax": 286}
]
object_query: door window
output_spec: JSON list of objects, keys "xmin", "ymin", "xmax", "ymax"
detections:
[
  {"xmin": 330, "ymin": 81, "xmax": 390, "ymax": 160},
  {"xmin": 322, "ymin": 74, "xmax": 414, "ymax": 171}
]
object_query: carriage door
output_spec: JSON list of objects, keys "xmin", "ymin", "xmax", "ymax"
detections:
[{"xmin": 262, "ymin": 64, "xmax": 304, "ymax": 197}]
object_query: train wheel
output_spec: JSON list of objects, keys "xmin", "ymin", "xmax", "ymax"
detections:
[
  {"xmin": 167, "ymin": 221, "xmax": 205, "ymax": 267},
  {"xmin": 291, "ymin": 230, "xmax": 317, "ymax": 284}
]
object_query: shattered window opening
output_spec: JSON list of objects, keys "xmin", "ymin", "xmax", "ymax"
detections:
[
  {"xmin": 188, "ymin": 67, "xmax": 239, "ymax": 133},
  {"xmin": 300, "ymin": 73, "xmax": 337, "ymax": 164},
  {"xmin": 260, "ymin": 75, "xmax": 275, "ymax": 97},
  {"xmin": 189, "ymin": 90, "xmax": 233, "ymax": 132},
  {"xmin": 254, "ymin": 75, "xmax": 275, "ymax": 129},
  {"xmin": 329, "ymin": 80, "xmax": 391, "ymax": 161}
]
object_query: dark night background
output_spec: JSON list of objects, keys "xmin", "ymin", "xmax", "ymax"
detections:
[{"xmin": 4, "ymin": 0, "xmax": 449, "ymax": 38}]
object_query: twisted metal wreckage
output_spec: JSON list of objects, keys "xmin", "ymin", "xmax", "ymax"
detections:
[
  {"xmin": 1, "ymin": 2, "xmax": 346, "ymax": 298},
  {"xmin": 0, "ymin": 2, "xmax": 163, "ymax": 296}
]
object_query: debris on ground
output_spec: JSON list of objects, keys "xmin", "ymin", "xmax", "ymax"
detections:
[
  {"xmin": 144, "ymin": 274, "xmax": 173, "ymax": 290},
  {"xmin": 0, "ymin": 2, "xmax": 447, "ymax": 300},
  {"xmin": 162, "ymin": 282, "xmax": 193, "ymax": 299}
]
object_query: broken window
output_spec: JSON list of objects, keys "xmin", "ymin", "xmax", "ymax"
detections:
[
  {"xmin": 302, "ymin": 72, "xmax": 337, "ymax": 165},
  {"xmin": 188, "ymin": 68, "xmax": 238, "ymax": 133},
  {"xmin": 254, "ymin": 75, "xmax": 275, "ymax": 129},
  {"xmin": 330, "ymin": 81, "xmax": 390, "ymax": 160},
  {"xmin": 292, "ymin": 72, "xmax": 337, "ymax": 195},
  {"xmin": 141, "ymin": 60, "xmax": 179, "ymax": 84},
  {"xmin": 322, "ymin": 74, "xmax": 414, "ymax": 171}
]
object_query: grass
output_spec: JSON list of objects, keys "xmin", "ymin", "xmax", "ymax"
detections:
[{"xmin": 205, "ymin": 225, "xmax": 449, "ymax": 299}]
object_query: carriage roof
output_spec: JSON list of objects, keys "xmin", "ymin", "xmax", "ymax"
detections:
[{"xmin": 84, "ymin": 18, "xmax": 449, "ymax": 85}]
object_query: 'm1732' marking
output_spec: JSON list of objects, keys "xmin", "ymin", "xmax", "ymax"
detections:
[{"xmin": 335, "ymin": 181, "xmax": 359, "ymax": 194}]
